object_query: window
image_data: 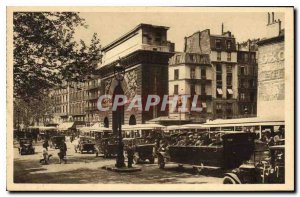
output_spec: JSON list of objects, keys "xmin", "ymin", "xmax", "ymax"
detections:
[
  {"xmin": 244, "ymin": 53, "xmax": 249, "ymax": 62},
  {"xmin": 226, "ymin": 103, "xmax": 233, "ymax": 114},
  {"xmin": 240, "ymin": 93, "xmax": 245, "ymax": 100},
  {"xmin": 216, "ymin": 64, "xmax": 222, "ymax": 72},
  {"xmin": 190, "ymin": 84, "xmax": 195, "ymax": 95},
  {"xmin": 226, "ymin": 40, "xmax": 231, "ymax": 49},
  {"xmin": 217, "ymin": 73, "xmax": 222, "ymax": 87},
  {"xmin": 226, "ymin": 74, "xmax": 232, "ymax": 86},
  {"xmin": 190, "ymin": 68, "xmax": 195, "ymax": 79},
  {"xmin": 217, "ymin": 52, "xmax": 221, "ymax": 61},
  {"xmin": 216, "ymin": 103, "xmax": 222, "ymax": 109},
  {"xmin": 216, "ymin": 39, "xmax": 221, "ymax": 49},
  {"xmin": 174, "ymin": 69, "xmax": 179, "ymax": 80},
  {"xmin": 251, "ymin": 54, "xmax": 256, "ymax": 63},
  {"xmin": 240, "ymin": 66, "xmax": 245, "ymax": 75},
  {"xmin": 216, "ymin": 103, "xmax": 222, "ymax": 114},
  {"xmin": 250, "ymin": 92, "xmax": 255, "ymax": 101},
  {"xmin": 174, "ymin": 85, "xmax": 179, "ymax": 95},
  {"xmin": 227, "ymin": 52, "xmax": 231, "ymax": 61},
  {"xmin": 175, "ymin": 55, "xmax": 181, "ymax": 64},
  {"xmin": 201, "ymin": 68, "xmax": 206, "ymax": 78},
  {"xmin": 243, "ymin": 80, "xmax": 249, "ymax": 88},
  {"xmin": 226, "ymin": 65, "xmax": 232, "ymax": 73},
  {"xmin": 155, "ymin": 32, "xmax": 162, "ymax": 42},
  {"xmin": 201, "ymin": 84, "xmax": 206, "ymax": 95}
]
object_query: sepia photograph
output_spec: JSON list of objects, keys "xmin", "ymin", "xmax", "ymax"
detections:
[{"xmin": 6, "ymin": 7, "xmax": 294, "ymax": 191}]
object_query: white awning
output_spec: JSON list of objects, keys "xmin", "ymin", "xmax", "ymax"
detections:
[
  {"xmin": 227, "ymin": 89, "xmax": 233, "ymax": 94},
  {"xmin": 202, "ymin": 102, "xmax": 207, "ymax": 108},
  {"xmin": 58, "ymin": 122, "xmax": 75, "ymax": 131},
  {"xmin": 217, "ymin": 88, "xmax": 223, "ymax": 95}
]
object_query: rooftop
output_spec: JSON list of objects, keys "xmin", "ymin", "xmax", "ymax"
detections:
[{"xmin": 102, "ymin": 23, "xmax": 170, "ymax": 52}]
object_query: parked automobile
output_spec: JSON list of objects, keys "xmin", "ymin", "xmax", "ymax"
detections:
[
  {"xmin": 75, "ymin": 136, "xmax": 95, "ymax": 154},
  {"xmin": 49, "ymin": 135, "xmax": 65, "ymax": 149},
  {"xmin": 98, "ymin": 138, "xmax": 119, "ymax": 158},
  {"xmin": 223, "ymin": 143, "xmax": 285, "ymax": 184},
  {"xmin": 18, "ymin": 138, "xmax": 35, "ymax": 155},
  {"xmin": 157, "ymin": 131, "xmax": 256, "ymax": 171},
  {"xmin": 94, "ymin": 130, "xmax": 118, "ymax": 158},
  {"xmin": 123, "ymin": 138, "xmax": 155, "ymax": 164}
]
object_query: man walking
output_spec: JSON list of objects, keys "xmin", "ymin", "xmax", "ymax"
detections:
[{"xmin": 58, "ymin": 140, "xmax": 67, "ymax": 164}]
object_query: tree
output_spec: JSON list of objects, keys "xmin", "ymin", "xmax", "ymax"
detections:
[
  {"xmin": 13, "ymin": 12, "xmax": 102, "ymax": 100},
  {"xmin": 13, "ymin": 95, "xmax": 55, "ymax": 128}
]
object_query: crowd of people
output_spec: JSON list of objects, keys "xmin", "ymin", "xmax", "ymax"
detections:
[{"xmin": 165, "ymin": 132, "xmax": 223, "ymax": 147}]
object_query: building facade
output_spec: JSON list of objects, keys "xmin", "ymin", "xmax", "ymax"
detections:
[
  {"xmin": 96, "ymin": 24, "xmax": 175, "ymax": 127},
  {"xmin": 257, "ymin": 12, "xmax": 284, "ymax": 119},
  {"xmin": 181, "ymin": 28, "xmax": 239, "ymax": 120},
  {"xmin": 168, "ymin": 53, "xmax": 212, "ymax": 123},
  {"xmin": 237, "ymin": 39, "xmax": 259, "ymax": 117},
  {"xmin": 52, "ymin": 77, "xmax": 101, "ymax": 125}
]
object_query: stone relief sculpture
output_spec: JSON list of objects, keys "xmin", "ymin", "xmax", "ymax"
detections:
[
  {"xmin": 104, "ymin": 78, "xmax": 112, "ymax": 95},
  {"xmin": 125, "ymin": 70, "xmax": 138, "ymax": 99}
]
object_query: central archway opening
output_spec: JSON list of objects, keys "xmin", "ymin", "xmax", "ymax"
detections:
[
  {"xmin": 112, "ymin": 85, "xmax": 124, "ymax": 135},
  {"xmin": 129, "ymin": 115, "xmax": 136, "ymax": 125},
  {"xmin": 103, "ymin": 117, "xmax": 109, "ymax": 128}
]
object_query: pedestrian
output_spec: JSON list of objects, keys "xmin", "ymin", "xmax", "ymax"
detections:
[
  {"xmin": 58, "ymin": 140, "xmax": 67, "ymax": 164},
  {"xmin": 39, "ymin": 143, "xmax": 52, "ymax": 165},
  {"xmin": 43, "ymin": 139, "xmax": 49, "ymax": 151},
  {"xmin": 127, "ymin": 143, "xmax": 135, "ymax": 168}
]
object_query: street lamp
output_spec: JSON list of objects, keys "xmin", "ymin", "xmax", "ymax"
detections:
[{"xmin": 114, "ymin": 59, "xmax": 126, "ymax": 168}]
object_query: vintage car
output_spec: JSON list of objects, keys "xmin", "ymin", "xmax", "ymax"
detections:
[
  {"xmin": 94, "ymin": 130, "xmax": 119, "ymax": 158},
  {"xmin": 123, "ymin": 138, "xmax": 156, "ymax": 164},
  {"xmin": 157, "ymin": 132, "xmax": 256, "ymax": 171},
  {"xmin": 223, "ymin": 143, "xmax": 285, "ymax": 184},
  {"xmin": 95, "ymin": 137, "xmax": 119, "ymax": 158},
  {"xmin": 75, "ymin": 136, "xmax": 96, "ymax": 154},
  {"xmin": 49, "ymin": 135, "xmax": 65, "ymax": 149},
  {"xmin": 18, "ymin": 138, "xmax": 35, "ymax": 155}
]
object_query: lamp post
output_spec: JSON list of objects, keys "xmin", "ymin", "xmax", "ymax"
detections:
[{"xmin": 114, "ymin": 60, "xmax": 126, "ymax": 168}]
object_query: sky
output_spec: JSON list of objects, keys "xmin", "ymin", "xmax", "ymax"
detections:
[{"xmin": 74, "ymin": 10, "xmax": 284, "ymax": 52}]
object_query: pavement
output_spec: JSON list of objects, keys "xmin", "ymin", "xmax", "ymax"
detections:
[{"xmin": 13, "ymin": 140, "xmax": 223, "ymax": 184}]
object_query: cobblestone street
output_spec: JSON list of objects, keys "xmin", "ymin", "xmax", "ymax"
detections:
[{"xmin": 13, "ymin": 140, "xmax": 223, "ymax": 184}]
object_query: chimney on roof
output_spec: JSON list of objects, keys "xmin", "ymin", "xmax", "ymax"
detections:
[
  {"xmin": 222, "ymin": 23, "xmax": 224, "ymax": 34},
  {"xmin": 272, "ymin": 12, "xmax": 275, "ymax": 23},
  {"xmin": 278, "ymin": 19, "xmax": 282, "ymax": 34},
  {"xmin": 268, "ymin": 12, "xmax": 270, "ymax": 25}
]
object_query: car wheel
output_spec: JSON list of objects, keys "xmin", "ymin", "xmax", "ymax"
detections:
[
  {"xmin": 223, "ymin": 176, "xmax": 237, "ymax": 184},
  {"xmin": 193, "ymin": 166, "xmax": 203, "ymax": 174},
  {"xmin": 149, "ymin": 157, "xmax": 155, "ymax": 164},
  {"xmin": 159, "ymin": 161, "xmax": 165, "ymax": 169},
  {"xmin": 158, "ymin": 156, "xmax": 165, "ymax": 169}
]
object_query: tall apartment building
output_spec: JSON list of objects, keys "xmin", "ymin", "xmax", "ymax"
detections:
[
  {"xmin": 237, "ymin": 39, "xmax": 259, "ymax": 117},
  {"xmin": 182, "ymin": 28, "xmax": 239, "ymax": 120},
  {"xmin": 52, "ymin": 77, "xmax": 101, "ymax": 125},
  {"xmin": 168, "ymin": 53, "xmax": 212, "ymax": 123}
]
